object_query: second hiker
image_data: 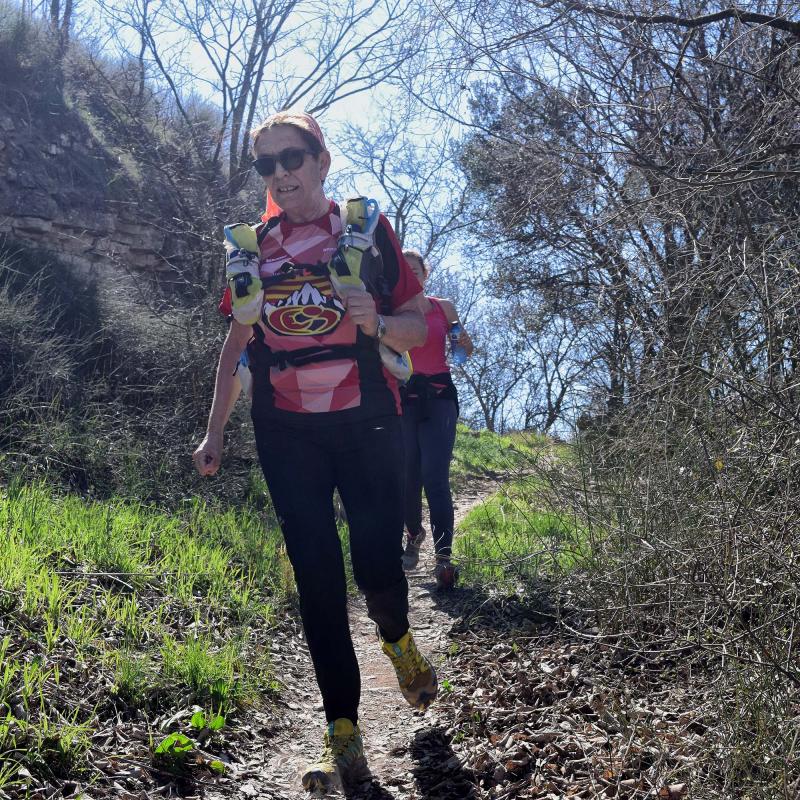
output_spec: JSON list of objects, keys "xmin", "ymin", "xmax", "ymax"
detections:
[{"xmin": 400, "ymin": 249, "xmax": 474, "ymax": 589}]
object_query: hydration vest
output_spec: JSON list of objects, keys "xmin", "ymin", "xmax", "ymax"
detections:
[{"xmin": 224, "ymin": 197, "xmax": 412, "ymax": 381}]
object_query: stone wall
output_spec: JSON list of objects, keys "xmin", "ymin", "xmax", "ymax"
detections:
[{"xmin": 0, "ymin": 94, "xmax": 184, "ymax": 279}]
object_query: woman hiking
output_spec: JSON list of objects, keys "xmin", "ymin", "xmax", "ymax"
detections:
[
  {"xmin": 399, "ymin": 249, "xmax": 473, "ymax": 589},
  {"xmin": 192, "ymin": 111, "xmax": 437, "ymax": 792}
]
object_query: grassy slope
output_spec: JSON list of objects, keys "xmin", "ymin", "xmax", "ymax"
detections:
[
  {"xmin": 0, "ymin": 481, "xmax": 291, "ymax": 792},
  {"xmin": 450, "ymin": 424, "xmax": 540, "ymax": 482},
  {"xmin": 455, "ymin": 483, "xmax": 588, "ymax": 590}
]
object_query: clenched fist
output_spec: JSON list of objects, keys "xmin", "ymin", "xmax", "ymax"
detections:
[
  {"xmin": 342, "ymin": 287, "xmax": 379, "ymax": 337},
  {"xmin": 193, "ymin": 431, "xmax": 223, "ymax": 476}
]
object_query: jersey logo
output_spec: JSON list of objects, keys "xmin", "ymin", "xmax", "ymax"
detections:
[{"xmin": 263, "ymin": 279, "xmax": 345, "ymax": 336}]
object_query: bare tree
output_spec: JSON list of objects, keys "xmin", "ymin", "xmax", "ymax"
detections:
[
  {"xmin": 517, "ymin": 309, "xmax": 589, "ymax": 433},
  {"xmin": 455, "ymin": 300, "xmax": 534, "ymax": 432},
  {"xmin": 49, "ymin": 0, "xmax": 74, "ymax": 39},
  {"xmin": 334, "ymin": 99, "xmax": 469, "ymax": 261},
  {"xmin": 96, "ymin": 0, "xmax": 419, "ymax": 195},
  {"xmin": 429, "ymin": 0, "xmax": 800, "ymax": 790}
]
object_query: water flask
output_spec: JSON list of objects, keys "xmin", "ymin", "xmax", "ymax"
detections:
[{"xmin": 450, "ymin": 322, "xmax": 467, "ymax": 365}]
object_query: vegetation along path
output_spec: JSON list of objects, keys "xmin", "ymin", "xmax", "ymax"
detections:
[
  {"xmin": 201, "ymin": 445, "xmax": 720, "ymax": 799},
  {"xmin": 0, "ymin": 435, "xmax": 737, "ymax": 799}
]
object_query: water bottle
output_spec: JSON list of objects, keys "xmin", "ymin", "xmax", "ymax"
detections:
[{"xmin": 450, "ymin": 322, "xmax": 467, "ymax": 365}]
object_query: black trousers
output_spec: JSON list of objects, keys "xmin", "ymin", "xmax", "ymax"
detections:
[
  {"xmin": 252, "ymin": 412, "xmax": 410, "ymax": 724},
  {"xmin": 402, "ymin": 397, "xmax": 458, "ymax": 558}
]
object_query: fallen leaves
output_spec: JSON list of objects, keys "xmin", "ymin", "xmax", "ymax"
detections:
[{"xmin": 427, "ymin": 595, "xmax": 711, "ymax": 800}]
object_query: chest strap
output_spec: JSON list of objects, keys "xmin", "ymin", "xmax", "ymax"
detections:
[{"xmin": 258, "ymin": 343, "xmax": 365, "ymax": 371}]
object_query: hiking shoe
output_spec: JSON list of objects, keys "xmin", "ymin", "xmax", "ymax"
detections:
[
  {"xmin": 434, "ymin": 559, "xmax": 459, "ymax": 590},
  {"xmin": 401, "ymin": 528, "xmax": 426, "ymax": 571},
  {"xmin": 301, "ymin": 718, "xmax": 370, "ymax": 792},
  {"xmin": 381, "ymin": 629, "xmax": 437, "ymax": 710}
]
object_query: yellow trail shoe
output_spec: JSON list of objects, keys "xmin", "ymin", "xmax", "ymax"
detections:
[
  {"xmin": 381, "ymin": 630, "xmax": 438, "ymax": 710},
  {"xmin": 301, "ymin": 718, "xmax": 370, "ymax": 792}
]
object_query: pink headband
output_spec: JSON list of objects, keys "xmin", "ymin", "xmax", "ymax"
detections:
[{"xmin": 284, "ymin": 111, "xmax": 326, "ymax": 150}]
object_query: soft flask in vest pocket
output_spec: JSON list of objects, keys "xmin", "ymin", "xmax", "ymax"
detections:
[
  {"xmin": 223, "ymin": 223, "xmax": 263, "ymax": 326},
  {"xmin": 329, "ymin": 197, "xmax": 414, "ymax": 383},
  {"xmin": 380, "ymin": 345, "xmax": 413, "ymax": 383}
]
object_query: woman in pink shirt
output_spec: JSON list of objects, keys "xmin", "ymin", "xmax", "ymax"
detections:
[{"xmin": 400, "ymin": 249, "xmax": 473, "ymax": 589}]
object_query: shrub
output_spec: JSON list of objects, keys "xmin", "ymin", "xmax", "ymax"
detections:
[{"xmin": 0, "ymin": 238, "xmax": 254, "ymax": 505}]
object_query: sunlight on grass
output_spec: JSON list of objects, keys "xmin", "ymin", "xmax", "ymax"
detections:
[
  {"xmin": 455, "ymin": 478, "xmax": 590, "ymax": 590},
  {"xmin": 0, "ymin": 482, "xmax": 290, "ymax": 783},
  {"xmin": 161, "ymin": 634, "xmax": 245, "ymax": 709},
  {"xmin": 112, "ymin": 649, "xmax": 154, "ymax": 706},
  {"xmin": 451, "ymin": 425, "xmax": 548, "ymax": 480}
]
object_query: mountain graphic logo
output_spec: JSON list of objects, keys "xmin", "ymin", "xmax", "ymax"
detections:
[{"xmin": 264, "ymin": 281, "xmax": 345, "ymax": 336}]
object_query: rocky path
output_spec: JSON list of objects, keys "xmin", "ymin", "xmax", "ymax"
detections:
[{"xmin": 206, "ymin": 476, "xmax": 501, "ymax": 800}]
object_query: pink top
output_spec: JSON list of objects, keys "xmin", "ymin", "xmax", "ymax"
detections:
[{"xmin": 409, "ymin": 297, "xmax": 450, "ymax": 376}]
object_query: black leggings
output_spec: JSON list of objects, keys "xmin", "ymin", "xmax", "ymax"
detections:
[
  {"xmin": 401, "ymin": 397, "xmax": 458, "ymax": 558},
  {"xmin": 251, "ymin": 413, "xmax": 409, "ymax": 725}
]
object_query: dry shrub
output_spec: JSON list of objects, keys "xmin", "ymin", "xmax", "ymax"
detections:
[
  {"xmin": 0, "ymin": 238, "xmax": 256, "ymax": 505},
  {"xmin": 537, "ymin": 332, "xmax": 800, "ymax": 795}
]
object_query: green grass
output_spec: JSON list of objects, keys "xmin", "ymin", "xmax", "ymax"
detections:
[
  {"xmin": 0, "ymin": 481, "xmax": 291, "ymax": 785},
  {"xmin": 450, "ymin": 427, "xmax": 584, "ymax": 591},
  {"xmin": 451, "ymin": 425, "xmax": 548, "ymax": 480},
  {"xmin": 454, "ymin": 477, "xmax": 590, "ymax": 590}
]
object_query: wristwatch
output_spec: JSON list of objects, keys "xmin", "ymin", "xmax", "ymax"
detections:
[{"xmin": 376, "ymin": 314, "xmax": 387, "ymax": 341}]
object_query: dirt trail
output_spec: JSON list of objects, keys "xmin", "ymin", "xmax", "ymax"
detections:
[{"xmin": 208, "ymin": 475, "xmax": 500, "ymax": 800}]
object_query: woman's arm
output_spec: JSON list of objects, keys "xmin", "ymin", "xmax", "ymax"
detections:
[
  {"xmin": 344, "ymin": 290, "xmax": 427, "ymax": 352},
  {"xmin": 382, "ymin": 292, "xmax": 427, "ymax": 352},
  {"xmin": 192, "ymin": 320, "xmax": 253, "ymax": 476},
  {"xmin": 439, "ymin": 298, "xmax": 474, "ymax": 357}
]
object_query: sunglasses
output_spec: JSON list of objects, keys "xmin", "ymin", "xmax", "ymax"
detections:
[{"xmin": 252, "ymin": 147, "xmax": 315, "ymax": 177}]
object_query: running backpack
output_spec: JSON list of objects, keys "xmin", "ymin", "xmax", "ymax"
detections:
[{"xmin": 223, "ymin": 197, "xmax": 412, "ymax": 381}]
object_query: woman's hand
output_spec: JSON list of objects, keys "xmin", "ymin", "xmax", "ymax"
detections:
[
  {"xmin": 456, "ymin": 327, "xmax": 474, "ymax": 357},
  {"xmin": 194, "ymin": 321, "xmax": 251, "ymax": 477},
  {"xmin": 193, "ymin": 430, "xmax": 223, "ymax": 476},
  {"xmin": 343, "ymin": 288, "xmax": 379, "ymax": 336},
  {"xmin": 440, "ymin": 299, "xmax": 475, "ymax": 357}
]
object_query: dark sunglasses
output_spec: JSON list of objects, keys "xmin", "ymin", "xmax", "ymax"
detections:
[{"xmin": 252, "ymin": 147, "xmax": 315, "ymax": 177}]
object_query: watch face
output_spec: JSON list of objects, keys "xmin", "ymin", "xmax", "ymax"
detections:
[{"xmin": 377, "ymin": 316, "xmax": 387, "ymax": 339}]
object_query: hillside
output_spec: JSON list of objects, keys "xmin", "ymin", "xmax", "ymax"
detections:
[
  {"xmin": 0, "ymin": 10, "xmax": 243, "ymax": 297},
  {"xmin": 0, "ymin": 442, "xmax": 769, "ymax": 800},
  {"xmin": 2, "ymin": 2, "xmax": 800, "ymax": 797}
]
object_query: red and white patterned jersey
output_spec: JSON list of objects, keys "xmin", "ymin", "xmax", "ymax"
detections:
[{"xmin": 230, "ymin": 201, "xmax": 420, "ymax": 423}]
